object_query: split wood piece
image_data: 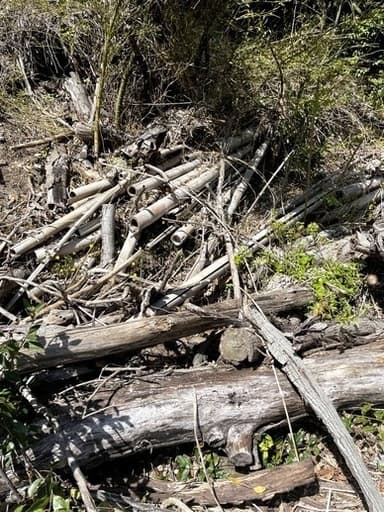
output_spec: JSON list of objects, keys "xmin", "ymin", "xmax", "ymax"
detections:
[
  {"xmin": 16, "ymin": 340, "xmax": 384, "ymax": 487},
  {"xmin": 46, "ymin": 145, "xmax": 69, "ymax": 208},
  {"xmin": 12, "ymin": 178, "xmax": 129, "ymax": 256},
  {"xmin": 293, "ymin": 317, "xmax": 384, "ymax": 354},
  {"xmin": 245, "ymin": 306, "xmax": 384, "ymax": 512},
  {"xmin": 144, "ymin": 459, "xmax": 315, "ymax": 505},
  {"xmin": 63, "ymin": 71, "xmax": 92, "ymax": 121},
  {"xmin": 121, "ymin": 126, "xmax": 168, "ymax": 159},
  {"xmin": 16, "ymin": 287, "xmax": 312, "ymax": 373},
  {"xmin": 220, "ymin": 326, "xmax": 263, "ymax": 366},
  {"xmin": 113, "ymin": 231, "xmax": 139, "ymax": 272},
  {"xmin": 68, "ymin": 173, "xmax": 117, "ymax": 205},
  {"xmin": 100, "ymin": 204, "xmax": 115, "ymax": 267},
  {"xmin": 227, "ymin": 141, "xmax": 268, "ymax": 219},
  {"xmin": 128, "ymin": 159, "xmax": 201, "ymax": 197}
]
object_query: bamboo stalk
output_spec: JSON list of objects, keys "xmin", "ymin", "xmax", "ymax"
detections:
[
  {"xmin": 68, "ymin": 175, "xmax": 117, "ymax": 204},
  {"xmin": 100, "ymin": 204, "xmax": 115, "ymax": 267},
  {"xmin": 227, "ymin": 141, "xmax": 268, "ymax": 219},
  {"xmin": 128, "ymin": 159, "xmax": 201, "ymax": 196},
  {"xmin": 114, "ymin": 231, "xmax": 139, "ymax": 272},
  {"xmin": 35, "ymin": 231, "xmax": 101, "ymax": 262},
  {"xmin": 12, "ymin": 179, "xmax": 128, "ymax": 256}
]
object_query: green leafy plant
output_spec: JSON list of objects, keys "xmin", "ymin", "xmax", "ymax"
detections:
[
  {"xmin": 256, "ymin": 221, "xmax": 363, "ymax": 322},
  {"xmin": 234, "ymin": 246, "xmax": 253, "ymax": 267},
  {"xmin": 258, "ymin": 428, "xmax": 321, "ymax": 468},
  {"xmin": 13, "ymin": 473, "xmax": 81, "ymax": 512},
  {"xmin": 342, "ymin": 403, "xmax": 384, "ymax": 471},
  {"xmin": 155, "ymin": 448, "xmax": 226, "ymax": 482},
  {"xmin": 51, "ymin": 255, "xmax": 76, "ymax": 279},
  {"xmin": 0, "ymin": 327, "xmax": 42, "ymax": 463}
]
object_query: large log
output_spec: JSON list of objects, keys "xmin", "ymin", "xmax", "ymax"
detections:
[
  {"xmin": 17, "ymin": 287, "xmax": 313, "ymax": 373},
  {"xmin": 246, "ymin": 307, "xmax": 384, "ymax": 512},
  {"xmin": 22, "ymin": 340, "xmax": 384, "ymax": 477}
]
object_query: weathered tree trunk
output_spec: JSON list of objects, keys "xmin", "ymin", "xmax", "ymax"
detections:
[
  {"xmin": 17, "ymin": 287, "xmax": 313, "ymax": 372},
  {"xmin": 22, "ymin": 340, "xmax": 384, "ymax": 478},
  {"xmin": 63, "ymin": 71, "xmax": 92, "ymax": 121}
]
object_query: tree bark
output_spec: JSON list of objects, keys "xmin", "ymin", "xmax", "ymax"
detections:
[
  {"xmin": 22, "ymin": 340, "xmax": 384, "ymax": 477},
  {"xmin": 17, "ymin": 287, "xmax": 313, "ymax": 372},
  {"xmin": 245, "ymin": 306, "xmax": 384, "ymax": 512}
]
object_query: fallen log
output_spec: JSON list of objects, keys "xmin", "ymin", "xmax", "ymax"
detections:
[
  {"xmin": 21, "ymin": 339, "xmax": 384, "ymax": 481},
  {"xmin": 17, "ymin": 287, "xmax": 312, "ymax": 372},
  {"xmin": 245, "ymin": 307, "xmax": 384, "ymax": 512},
  {"xmin": 145, "ymin": 459, "xmax": 315, "ymax": 505}
]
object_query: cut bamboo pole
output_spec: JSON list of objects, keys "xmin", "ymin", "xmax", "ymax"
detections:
[
  {"xmin": 68, "ymin": 175, "xmax": 117, "ymax": 205},
  {"xmin": 130, "ymin": 145, "xmax": 252, "ymax": 234},
  {"xmin": 130, "ymin": 166, "xmax": 218, "ymax": 233},
  {"xmin": 128, "ymin": 159, "xmax": 201, "ymax": 196},
  {"xmin": 114, "ymin": 231, "xmax": 139, "ymax": 272},
  {"xmin": 12, "ymin": 179, "xmax": 128, "ymax": 257},
  {"xmin": 227, "ymin": 141, "xmax": 268, "ymax": 219},
  {"xmin": 100, "ymin": 204, "xmax": 115, "ymax": 267},
  {"xmin": 35, "ymin": 231, "xmax": 101, "ymax": 262},
  {"xmin": 171, "ymin": 218, "xmax": 199, "ymax": 246}
]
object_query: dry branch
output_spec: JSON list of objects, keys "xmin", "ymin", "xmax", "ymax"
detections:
[{"xmin": 146, "ymin": 459, "xmax": 315, "ymax": 505}]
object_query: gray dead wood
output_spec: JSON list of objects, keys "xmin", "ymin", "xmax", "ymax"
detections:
[
  {"xmin": 15, "ymin": 287, "xmax": 312, "ymax": 373},
  {"xmin": 46, "ymin": 145, "xmax": 69, "ymax": 208},
  {"xmin": 245, "ymin": 306, "xmax": 384, "ymax": 512},
  {"xmin": 12, "ymin": 339, "xmax": 384, "ymax": 495},
  {"xmin": 100, "ymin": 204, "xmax": 115, "ymax": 267},
  {"xmin": 293, "ymin": 318, "xmax": 384, "ymax": 354},
  {"xmin": 145, "ymin": 459, "xmax": 315, "ymax": 505},
  {"xmin": 63, "ymin": 72, "xmax": 92, "ymax": 121}
]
